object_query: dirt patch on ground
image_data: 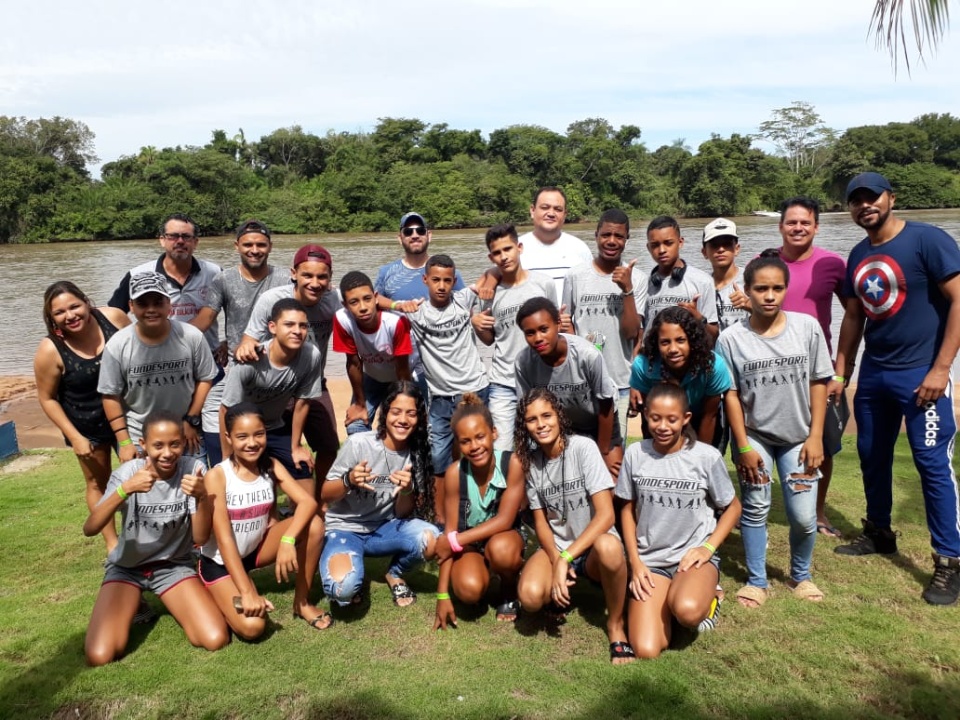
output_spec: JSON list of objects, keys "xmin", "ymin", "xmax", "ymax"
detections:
[{"xmin": 0, "ymin": 453, "xmax": 52, "ymax": 475}]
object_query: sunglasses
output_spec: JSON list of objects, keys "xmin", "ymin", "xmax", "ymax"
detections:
[{"xmin": 402, "ymin": 226, "xmax": 427, "ymax": 237}]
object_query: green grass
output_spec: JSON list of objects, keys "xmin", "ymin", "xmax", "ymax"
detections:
[{"xmin": 1, "ymin": 441, "xmax": 960, "ymax": 719}]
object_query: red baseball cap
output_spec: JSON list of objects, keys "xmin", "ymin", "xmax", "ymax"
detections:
[{"xmin": 293, "ymin": 244, "xmax": 332, "ymax": 269}]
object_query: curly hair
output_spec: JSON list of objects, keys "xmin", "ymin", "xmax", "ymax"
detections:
[
  {"xmin": 643, "ymin": 306, "xmax": 714, "ymax": 382},
  {"xmin": 376, "ymin": 381, "xmax": 434, "ymax": 520},
  {"xmin": 451, "ymin": 392, "xmax": 495, "ymax": 437},
  {"xmin": 512, "ymin": 387, "xmax": 573, "ymax": 473}
]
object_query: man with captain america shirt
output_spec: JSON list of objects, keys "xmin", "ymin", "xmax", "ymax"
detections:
[{"xmin": 832, "ymin": 172, "xmax": 960, "ymax": 606}]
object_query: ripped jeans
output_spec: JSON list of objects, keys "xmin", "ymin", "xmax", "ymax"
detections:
[
  {"xmin": 320, "ymin": 518, "xmax": 440, "ymax": 606},
  {"xmin": 737, "ymin": 437, "xmax": 818, "ymax": 588}
]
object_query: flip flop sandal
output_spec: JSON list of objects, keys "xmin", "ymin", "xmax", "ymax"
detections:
[
  {"xmin": 495, "ymin": 599, "xmax": 520, "ymax": 622},
  {"xmin": 390, "ymin": 581, "xmax": 417, "ymax": 607},
  {"xmin": 817, "ymin": 523, "xmax": 843, "ymax": 538},
  {"xmin": 736, "ymin": 585, "xmax": 768, "ymax": 608},
  {"xmin": 788, "ymin": 579, "xmax": 824, "ymax": 602},
  {"xmin": 609, "ymin": 641, "xmax": 636, "ymax": 663},
  {"xmin": 294, "ymin": 610, "xmax": 334, "ymax": 630}
]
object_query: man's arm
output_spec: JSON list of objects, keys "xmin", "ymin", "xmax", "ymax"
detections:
[
  {"xmin": 344, "ymin": 353, "xmax": 368, "ymax": 427},
  {"xmin": 107, "ymin": 272, "xmax": 133, "ymax": 310},
  {"xmin": 829, "ymin": 297, "xmax": 866, "ymax": 400},
  {"xmin": 916, "ymin": 274, "xmax": 960, "ymax": 405}
]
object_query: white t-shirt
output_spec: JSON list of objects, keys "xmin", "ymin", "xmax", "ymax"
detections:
[
  {"xmin": 201, "ymin": 459, "xmax": 275, "ymax": 564},
  {"xmin": 517, "ymin": 231, "xmax": 593, "ymax": 303}
]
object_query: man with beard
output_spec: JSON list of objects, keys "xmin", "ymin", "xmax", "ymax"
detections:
[
  {"xmin": 191, "ymin": 220, "xmax": 289, "ymax": 464},
  {"xmin": 832, "ymin": 172, "xmax": 960, "ymax": 606}
]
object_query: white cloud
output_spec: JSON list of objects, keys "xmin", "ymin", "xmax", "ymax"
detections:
[{"xmin": 1, "ymin": 0, "xmax": 957, "ymax": 173}]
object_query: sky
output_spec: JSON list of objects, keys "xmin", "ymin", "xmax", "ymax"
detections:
[{"xmin": 3, "ymin": 0, "xmax": 959, "ymax": 175}]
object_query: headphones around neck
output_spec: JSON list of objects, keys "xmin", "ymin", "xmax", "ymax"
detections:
[{"xmin": 650, "ymin": 260, "xmax": 687, "ymax": 288}]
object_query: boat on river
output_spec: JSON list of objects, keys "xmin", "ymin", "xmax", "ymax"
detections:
[{"xmin": 751, "ymin": 210, "xmax": 780, "ymax": 218}]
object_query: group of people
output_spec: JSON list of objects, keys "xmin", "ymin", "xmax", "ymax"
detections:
[{"xmin": 33, "ymin": 174, "xmax": 960, "ymax": 667}]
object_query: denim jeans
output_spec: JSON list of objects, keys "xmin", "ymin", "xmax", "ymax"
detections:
[
  {"xmin": 737, "ymin": 437, "xmax": 818, "ymax": 588},
  {"xmin": 319, "ymin": 518, "xmax": 440, "ymax": 605},
  {"xmin": 428, "ymin": 386, "xmax": 490, "ymax": 474},
  {"xmin": 488, "ymin": 383, "xmax": 517, "ymax": 451},
  {"xmin": 346, "ymin": 375, "xmax": 395, "ymax": 436}
]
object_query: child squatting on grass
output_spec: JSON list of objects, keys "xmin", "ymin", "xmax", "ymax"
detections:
[
  {"xmin": 514, "ymin": 388, "xmax": 633, "ymax": 665},
  {"xmin": 717, "ymin": 252, "xmax": 834, "ymax": 609},
  {"xmin": 199, "ymin": 402, "xmax": 329, "ymax": 637},
  {"xmin": 83, "ymin": 410, "xmax": 228, "ymax": 666},
  {"xmin": 433, "ymin": 393, "xmax": 527, "ymax": 629},
  {"xmin": 616, "ymin": 383, "xmax": 741, "ymax": 659},
  {"xmin": 320, "ymin": 381, "xmax": 440, "ymax": 609}
]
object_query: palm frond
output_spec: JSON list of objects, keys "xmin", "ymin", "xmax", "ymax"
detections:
[{"xmin": 870, "ymin": 0, "xmax": 951, "ymax": 74}]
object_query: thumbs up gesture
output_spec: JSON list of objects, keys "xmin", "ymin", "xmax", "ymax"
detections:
[
  {"xmin": 612, "ymin": 258, "xmax": 638, "ymax": 294},
  {"xmin": 559, "ymin": 304, "xmax": 574, "ymax": 333},
  {"xmin": 471, "ymin": 307, "xmax": 495, "ymax": 333}
]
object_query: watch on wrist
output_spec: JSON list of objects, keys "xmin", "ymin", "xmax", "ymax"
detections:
[{"xmin": 183, "ymin": 414, "xmax": 202, "ymax": 429}]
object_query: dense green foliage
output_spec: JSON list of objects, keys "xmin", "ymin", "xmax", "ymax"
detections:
[{"xmin": 2, "ymin": 107, "xmax": 960, "ymax": 243}]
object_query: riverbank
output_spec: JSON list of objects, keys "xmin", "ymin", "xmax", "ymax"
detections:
[{"xmin": 4, "ymin": 374, "xmax": 935, "ymax": 452}]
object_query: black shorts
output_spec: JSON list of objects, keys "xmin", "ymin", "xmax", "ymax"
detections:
[{"xmin": 197, "ymin": 550, "xmax": 260, "ymax": 587}]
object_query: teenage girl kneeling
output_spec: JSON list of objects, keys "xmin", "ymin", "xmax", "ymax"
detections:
[
  {"xmin": 616, "ymin": 383, "xmax": 740, "ymax": 659},
  {"xmin": 433, "ymin": 393, "xmax": 526, "ymax": 629},
  {"xmin": 514, "ymin": 388, "xmax": 633, "ymax": 665},
  {"xmin": 199, "ymin": 402, "xmax": 329, "ymax": 638},
  {"xmin": 83, "ymin": 410, "xmax": 228, "ymax": 666}
]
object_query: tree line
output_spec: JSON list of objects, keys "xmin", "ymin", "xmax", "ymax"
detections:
[{"xmin": 2, "ymin": 104, "xmax": 960, "ymax": 243}]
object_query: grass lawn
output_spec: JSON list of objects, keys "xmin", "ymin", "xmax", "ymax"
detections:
[{"xmin": 1, "ymin": 440, "xmax": 960, "ymax": 720}]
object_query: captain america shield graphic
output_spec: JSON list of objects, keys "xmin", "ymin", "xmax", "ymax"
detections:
[{"xmin": 853, "ymin": 255, "xmax": 906, "ymax": 320}]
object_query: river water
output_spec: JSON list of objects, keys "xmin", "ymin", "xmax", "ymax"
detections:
[{"xmin": 3, "ymin": 209, "xmax": 960, "ymax": 379}]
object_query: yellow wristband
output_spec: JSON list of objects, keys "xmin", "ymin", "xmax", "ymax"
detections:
[
  {"xmin": 436, "ymin": 592, "xmax": 451, "ymax": 600},
  {"xmin": 702, "ymin": 541, "xmax": 716, "ymax": 554},
  {"xmin": 833, "ymin": 375, "xmax": 845, "ymax": 384},
  {"xmin": 118, "ymin": 438, "xmax": 133, "ymax": 447},
  {"xmin": 280, "ymin": 535, "xmax": 296, "ymax": 545},
  {"xmin": 390, "ymin": 301, "xmax": 399, "ymax": 310},
  {"xmin": 559, "ymin": 549, "xmax": 574, "ymax": 563},
  {"xmin": 116, "ymin": 485, "xmax": 128, "ymax": 500}
]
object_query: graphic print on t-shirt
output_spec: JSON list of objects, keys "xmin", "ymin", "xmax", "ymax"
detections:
[
  {"xmin": 631, "ymin": 475, "xmax": 706, "ymax": 512},
  {"xmin": 129, "ymin": 360, "xmax": 193, "ymax": 389},
  {"xmin": 854, "ymin": 255, "xmax": 907, "ymax": 321},
  {"xmin": 739, "ymin": 355, "xmax": 809, "ymax": 390}
]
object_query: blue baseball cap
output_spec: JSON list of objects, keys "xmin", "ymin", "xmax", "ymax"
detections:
[
  {"xmin": 399, "ymin": 212, "xmax": 427, "ymax": 230},
  {"xmin": 845, "ymin": 172, "xmax": 893, "ymax": 202}
]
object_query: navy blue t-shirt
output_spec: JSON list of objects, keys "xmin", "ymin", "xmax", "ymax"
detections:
[{"xmin": 842, "ymin": 221, "xmax": 960, "ymax": 369}]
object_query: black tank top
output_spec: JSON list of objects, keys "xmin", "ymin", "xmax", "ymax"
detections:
[{"xmin": 51, "ymin": 309, "xmax": 120, "ymax": 441}]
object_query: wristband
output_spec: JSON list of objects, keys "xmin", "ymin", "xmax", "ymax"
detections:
[
  {"xmin": 447, "ymin": 531, "xmax": 464, "ymax": 553},
  {"xmin": 342, "ymin": 472, "xmax": 350, "ymax": 489},
  {"xmin": 832, "ymin": 375, "xmax": 845, "ymax": 384},
  {"xmin": 280, "ymin": 535, "xmax": 296, "ymax": 545},
  {"xmin": 116, "ymin": 485, "xmax": 128, "ymax": 500},
  {"xmin": 559, "ymin": 549, "xmax": 574, "ymax": 563},
  {"xmin": 390, "ymin": 301, "xmax": 399, "ymax": 310},
  {"xmin": 118, "ymin": 438, "xmax": 133, "ymax": 447},
  {"xmin": 702, "ymin": 541, "xmax": 716, "ymax": 554},
  {"xmin": 738, "ymin": 445, "xmax": 753, "ymax": 454},
  {"xmin": 436, "ymin": 592, "xmax": 451, "ymax": 600}
]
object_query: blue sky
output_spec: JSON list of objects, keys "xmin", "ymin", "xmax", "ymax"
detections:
[{"xmin": 2, "ymin": 0, "xmax": 958, "ymax": 174}]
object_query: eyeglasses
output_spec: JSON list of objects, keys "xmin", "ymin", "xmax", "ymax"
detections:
[
  {"xmin": 162, "ymin": 232, "xmax": 196, "ymax": 241},
  {"xmin": 402, "ymin": 226, "xmax": 427, "ymax": 237}
]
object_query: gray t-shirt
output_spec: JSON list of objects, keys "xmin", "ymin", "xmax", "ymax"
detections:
[
  {"xmin": 220, "ymin": 339, "xmax": 324, "ymax": 430},
  {"xmin": 207, "ymin": 266, "xmax": 289, "ymax": 354},
  {"xmin": 98, "ymin": 323, "xmax": 218, "ymax": 442},
  {"xmin": 525, "ymin": 434, "xmax": 615, "ymax": 551},
  {"xmin": 324, "ymin": 431, "xmax": 411, "ymax": 534},
  {"xmin": 471, "ymin": 271, "xmax": 554, "ymax": 387},
  {"xmin": 615, "ymin": 439, "xmax": 735, "ymax": 568},
  {"xmin": 243, "ymin": 285, "xmax": 340, "ymax": 376},
  {"xmin": 561, "ymin": 262, "xmax": 646, "ymax": 389},
  {"xmin": 645, "ymin": 264, "xmax": 718, "ymax": 331},
  {"xmin": 103, "ymin": 456, "xmax": 203, "ymax": 568},
  {"xmin": 716, "ymin": 312, "xmax": 834, "ymax": 446},
  {"xmin": 515, "ymin": 333, "xmax": 619, "ymax": 440},
  {"xmin": 406, "ymin": 290, "xmax": 487, "ymax": 396},
  {"xmin": 714, "ymin": 267, "xmax": 750, "ymax": 332}
]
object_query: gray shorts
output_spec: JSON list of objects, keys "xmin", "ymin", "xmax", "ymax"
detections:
[
  {"xmin": 103, "ymin": 560, "xmax": 197, "ymax": 596},
  {"xmin": 649, "ymin": 554, "xmax": 721, "ymax": 580}
]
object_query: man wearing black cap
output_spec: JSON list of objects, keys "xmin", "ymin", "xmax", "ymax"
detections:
[
  {"xmin": 192, "ymin": 219, "xmax": 289, "ymax": 463},
  {"xmin": 832, "ymin": 172, "xmax": 960, "ymax": 606}
]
